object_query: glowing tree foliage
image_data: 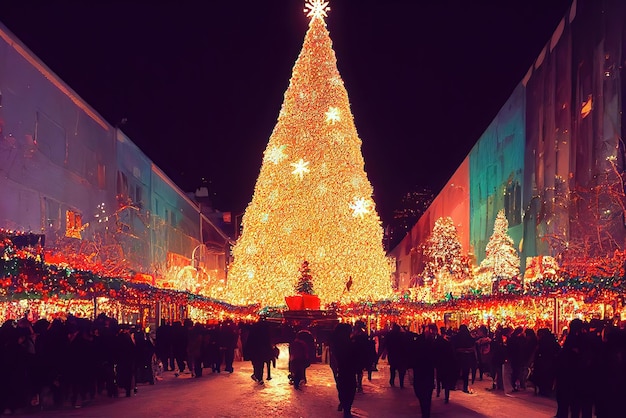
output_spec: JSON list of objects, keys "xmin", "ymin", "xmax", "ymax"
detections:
[
  {"xmin": 423, "ymin": 217, "xmax": 468, "ymax": 281},
  {"xmin": 480, "ymin": 209, "xmax": 520, "ymax": 280},
  {"xmin": 226, "ymin": 1, "xmax": 392, "ymax": 307}
]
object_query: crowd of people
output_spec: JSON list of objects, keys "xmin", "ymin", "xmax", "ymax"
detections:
[
  {"xmin": 0, "ymin": 313, "xmax": 240, "ymax": 414},
  {"xmin": 154, "ymin": 318, "xmax": 239, "ymax": 378},
  {"xmin": 1, "ymin": 312, "xmax": 625, "ymax": 418},
  {"xmin": 326, "ymin": 318, "xmax": 626, "ymax": 418}
]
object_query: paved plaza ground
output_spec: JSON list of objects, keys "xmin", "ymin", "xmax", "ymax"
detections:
[{"xmin": 13, "ymin": 344, "xmax": 560, "ymax": 418}]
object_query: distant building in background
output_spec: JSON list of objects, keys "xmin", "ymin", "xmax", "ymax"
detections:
[
  {"xmin": 386, "ymin": 188, "xmax": 434, "ymax": 251},
  {"xmin": 389, "ymin": 0, "xmax": 626, "ymax": 290}
]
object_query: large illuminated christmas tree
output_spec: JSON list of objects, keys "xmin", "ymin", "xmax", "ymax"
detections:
[{"xmin": 226, "ymin": 0, "xmax": 392, "ymax": 307}]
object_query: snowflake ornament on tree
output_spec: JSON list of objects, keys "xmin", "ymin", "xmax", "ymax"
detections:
[
  {"xmin": 304, "ymin": 0, "xmax": 330, "ymax": 21},
  {"xmin": 350, "ymin": 196, "xmax": 372, "ymax": 218},
  {"xmin": 290, "ymin": 158, "xmax": 310, "ymax": 179}
]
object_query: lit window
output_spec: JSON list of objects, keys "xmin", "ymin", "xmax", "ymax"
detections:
[{"xmin": 65, "ymin": 210, "xmax": 83, "ymax": 239}]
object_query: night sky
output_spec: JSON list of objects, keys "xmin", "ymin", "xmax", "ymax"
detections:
[{"xmin": 0, "ymin": 0, "xmax": 572, "ymax": 225}]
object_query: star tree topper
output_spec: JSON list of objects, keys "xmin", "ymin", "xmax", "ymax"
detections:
[{"xmin": 304, "ymin": 0, "xmax": 330, "ymax": 21}]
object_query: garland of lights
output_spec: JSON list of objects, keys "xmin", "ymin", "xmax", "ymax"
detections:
[
  {"xmin": 0, "ymin": 251, "xmax": 622, "ymax": 326},
  {"xmin": 2, "ymin": 224, "xmax": 624, "ymax": 317},
  {"xmin": 0, "ymin": 232, "xmax": 257, "ymax": 316}
]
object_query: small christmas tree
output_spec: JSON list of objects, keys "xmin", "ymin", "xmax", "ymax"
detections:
[
  {"xmin": 480, "ymin": 209, "xmax": 520, "ymax": 291},
  {"xmin": 295, "ymin": 260, "xmax": 314, "ymax": 295},
  {"xmin": 422, "ymin": 216, "xmax": 471, "ymax": 298},
  {"xmin": 423, "ymin": 217, "xmax": 468, "ymax": 280}
]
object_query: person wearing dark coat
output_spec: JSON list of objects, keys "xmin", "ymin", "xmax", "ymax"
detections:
[
  {"xmin": 95, "ymin": 317, "xmax": 119, "ymax": 398},
  {"xmin": 452, "ymin": 324, "xmax": 476, "ymax": 393},
  {"xmin": 474, "ymin": 325, "xmax": 491, "ymax": 382},
  {"xmin": 488, "ymin": 328, "xmax": 507, "ymax": 391},
  {"xmin": 243, "ymin": 318, "xmax": 272, "ymax": 384},
  {"xmin": 135, "ymin": 331, "xmax": 156, "ymax": 384},
  {"xmin": 350, "ymin": 321, "xmax": 370, "ymax": 392},
  {"xmin": 507, "ymin": 327, "xmax": 526, "ymax": 392},
  {"xmin": 171, "ymin": 321, "xmax": 188, "ymax": 375},
  {"xmin": 155, "ymin": 319, "xmax": 173, "ymax": 371},
  {"xmin": 596, "ymin": 325, "xmax": 626, "ymax": 418},
  {"xmin": 366, "ymin": 334, "xmax": 379, "ymax": 381},
  {"xmin": 207, "ymin": 324, "xmax": 221, "ymax": 373},
  {"xmin": 15, "ymin": 318, "xmax": 38, "ymax": 408},
  {"xmin": 521, "ymin": 328, "xmax": 538, "ymax": 390},
  {"xmin": 115, "ymin": 326, "xmax": 137, "ymax": 397},
  {"xmin": 586, "ymin": 319, "xmax": 605, "ymax": 417},
  {"xmin": 531, "ymin": 328, "xmax": 560, "ymax": 396},
  {"xmin": 554, "ymin": 318, "xmax": 593, "ymax": 418},
  {"xmin": 0, "ymin": 321, "xmax": 30, "ymax": 414},
  {"xmin": 295, "ymin": 329, "xmax": 315, "ymax": 384},
  {"xmin": 330, "ymin": 323, "xmax": 357, "ymax": 418},
  {"xmin": 66, "ymin": 319, "xmax": 96, "ymax": 408},
  {"xmin": 30, "ymin": 319, "xmax": 49, "ymax": 405},
  {"xmin": 411, "ymin": 323, "xmax": 437, "ymax": 418},
  {"xmin": 289, "ymin": 333, "xmax": 309, "ymax": 390},
  {"xmin": 221, "ymin": 319, "xmax": 238, "ymax": 373},
  {"xmin": 384, "ymin": 323, "xmax": 409, "ymax": 388},
  {"xmin": 433, "ymin": 327, "xmax": 457, "ymax": 403},
  {"xmin": 36, "ymin": 318, "xmax": 69, "ymax": 406}
]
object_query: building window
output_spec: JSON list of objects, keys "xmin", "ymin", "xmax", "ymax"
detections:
[
  {"xmin": 134, "ymin": 185, "xmax": 143, "ymax": 208},
  {"xmin": 116, "ymin": 170, "xmax": 129, "ymax": 205},
  {"xmin": 45, "ymin": 197, "xmax": 61, "ymax": 232},
  {"xmin": 35, "ymin": 111, "xmax": 66, "ymax": 166},
  {"xmin": 97, "ymin": 163, "xmax": 106, "ymax": 190}
]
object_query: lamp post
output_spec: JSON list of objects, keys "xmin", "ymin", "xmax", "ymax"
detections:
[{"xmin": 192, "ymin": 244, "xmax": 206, "ymax": 269}]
